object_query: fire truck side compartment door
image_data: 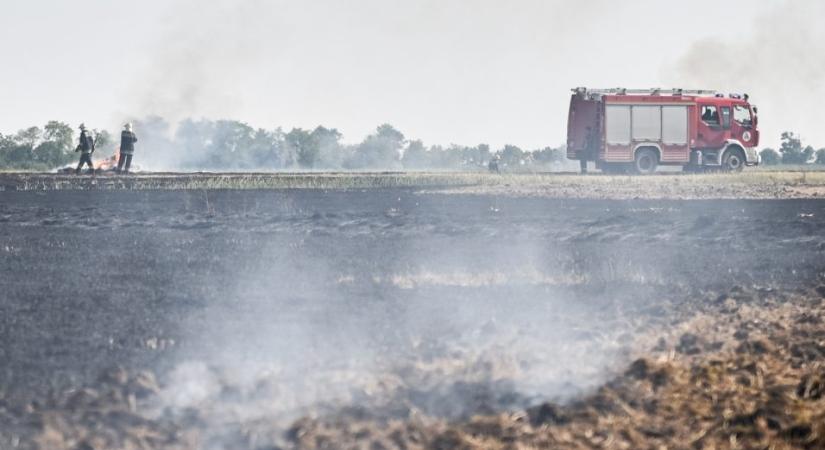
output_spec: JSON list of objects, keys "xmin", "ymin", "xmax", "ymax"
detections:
[
  {"xmin": 631, "ymin": 106, "xmax": 661, "ymax": 141},
  {"xmin": 662, "ymin": 106, "xmax": 688, "ymax": 144},
  {"xmin": 605, "ymin": 105, "xmax": 631, "ymax": 145}
]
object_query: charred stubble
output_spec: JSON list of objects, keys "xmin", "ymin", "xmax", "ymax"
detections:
[{"xmin": 1, "ymin": 189, "xmax": 824, "ymax": 448}]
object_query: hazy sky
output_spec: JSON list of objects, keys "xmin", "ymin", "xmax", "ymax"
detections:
[{"xmin": 2, "ymin": 0, "xmax": 819, "ymax": 149}]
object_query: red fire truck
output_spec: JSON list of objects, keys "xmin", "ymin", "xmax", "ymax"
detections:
[{"xmin": 567, "ymin": 88, "xmax": 760, "ymax": 173}]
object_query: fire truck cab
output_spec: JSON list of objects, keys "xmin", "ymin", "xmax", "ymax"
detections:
[{"xmin": 567, "ymin": 88, "xmax": 760, "ymax": 173}]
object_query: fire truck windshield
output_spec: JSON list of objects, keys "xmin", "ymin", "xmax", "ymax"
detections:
[{"xmin": 733, "ymin": 105, "xmax": 752, "ymax": 126}]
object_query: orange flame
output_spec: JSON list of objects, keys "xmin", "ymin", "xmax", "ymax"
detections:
[{"xmin": 94, "ymin": 148, "xmax": 121, "ymax": 171}]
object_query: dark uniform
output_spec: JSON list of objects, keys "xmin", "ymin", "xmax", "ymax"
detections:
[
  {"xmin": 75, "ymin": 129, "xmax": 95, "ymax": 174},
  {"xmin": 580, "ymin": 126, "xmax": 597, "ymax": 174},
  {"xmin": 488, "ymin": 157, "xmax": 500, "ymax": 174},
  {"xmin": 117, "ymin": 129, "xmax": 138, "ymax": 173}
]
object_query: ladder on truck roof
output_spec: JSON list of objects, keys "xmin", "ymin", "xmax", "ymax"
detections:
[{"xmin": 573, "ymin": 87, "xmax": 718, "ymax": 97}]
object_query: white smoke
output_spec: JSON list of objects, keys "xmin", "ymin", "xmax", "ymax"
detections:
[
  {"xmin": 129, "ymin": 0, "xmax": 278, "ymax": 124},
  {"xmin": 663, "ymin": 0, "xmax": 825, "ymax": 148},
  {"xmin": 124, "ymin": 0, "xmax": 614, "ymax": 149}
]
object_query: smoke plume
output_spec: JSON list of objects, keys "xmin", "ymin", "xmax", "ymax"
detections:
[
  {"xmin": 129, "ymin": 0, "xmax": 277, "ymax": 124},
  {"xmin": 663, "ymin": 0, "xmax": 825, "ymax": 148}
]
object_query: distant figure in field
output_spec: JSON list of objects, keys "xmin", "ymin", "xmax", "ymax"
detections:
[
  {"xmin": 580, "ymin": 126, "xmax": 597, "ymax": 174},
  {"xmin": 117, "ymin": 123, "xmax": 138, "ymax": 174},
  {"xmin": 488, "ymin": 154, "xmax": 501, "ymax": 174},
  {"xmin": 75, "ymin": 123, "xmax": 96, "ymax": 174}
]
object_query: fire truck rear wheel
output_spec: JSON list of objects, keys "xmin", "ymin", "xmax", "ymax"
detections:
[
  {"xmin": 633, "ymin": 148, "xmax": 659, "ymax": 174},
  {"xmin": 722, "ymin": 148, "xmax": 746, "ymax": 172}
]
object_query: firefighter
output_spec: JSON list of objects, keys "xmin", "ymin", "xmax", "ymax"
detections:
[
  {"xmin": 75, "ymin": 123, "xmax": 96, "ymax": 174},
  {"xmin": 580, "ymin": 126, "xmax": 597, "ymax": 174},
  {"xmin": 488, "ymin": 154, "xmax": 501, "ymax": 174},
  {"xmin": 117, "ymin": 123, "xmax": 138, "ymax": 174}
]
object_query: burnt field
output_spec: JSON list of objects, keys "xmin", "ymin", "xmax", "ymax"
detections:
[{"xmin": 2, "ymin": 186, "xmax": 825, "ymax": 449}]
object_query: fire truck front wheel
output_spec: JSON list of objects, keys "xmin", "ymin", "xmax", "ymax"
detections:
[
  {"xmin": 633, "ymin": 148, "xmax": 659, "ymax": 174},
  {"xmin": 721, "ymin": 147, "xmax": 746, "ymax": 172}
]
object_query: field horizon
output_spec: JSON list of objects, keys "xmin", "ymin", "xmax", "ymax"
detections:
[{"xmin": 2, "ymin": 170, "xmax": 825, "ymax": 200}]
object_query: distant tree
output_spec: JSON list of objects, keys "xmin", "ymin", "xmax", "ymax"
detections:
[
  {"xmin": 248, "ymin": 128, "xmax": 284, "ymax": 168},
  {"xmin": 0, "ymin": 127, "xmax": 42, "ymax": 168},
  {"xmin": 0, "ymin": 133, "xmax": 13, "ymax": 147},
  {"xmin": 208, "ymin": 120, "xmax": 255, "ymax": 169},
  {"xmin": 28, "ymin": 121, "xmax": 75, "ymax": 168},
  {"xmin": 759, "ymin": 148, "xmax": 780, "ymax": 165},
  {"xmin": 0, "ymin": 133, "xmax": 15, "ymax": 166},
  {"xmin": 815, "ymin": 148, "xmax": 825, "ymax": 165},
  {"xmin": 428, "ymin": 145, "xmax": 444, "ymax": 168},
  {"xmin": 453, "ymin": 145, "xmax": 489, "ymax": 169},
  {"xmin": 531, "ymin": 146, "xmax": 566, "ymax": 165},
  {"xmin": 347, "ymin": 124, "xmax": 404, "ymax": 169},
  {"xmin": 311, "ymin": 126, "xmax": 344, "ymax": 169},
  {"xmin": 376, "ymin": 124, "xmax": 404, "ymax": 144},
  {"xmin": 175, "ymin": 119, "xmax": 285, "ymax": 169},
  {"xmin": 15, "ymin": 126, "xmax": 42, "ymax": 149},
  {"xmin": 43, "ymin": 121, "xmax": 73, "ymax": 149},
  {"xmin": 779, "ymin": 132, "xmax": 815, "ymax": 164},
  {"xmin": 284, "ymin": 128, "xmax": 315, "ymax": 168},
  {"xmin": 499, "ymin": 144, "xmax": 525, "ymax": 167},
  {"xmin": 32, "ymin": 141, "xmax": 63, "ymax": 167},
  {"xmin": 474, "ymin": 144, "xmax": 492, "ymax": 167},
  {"xmin": 426, "ymin": 143, "xmax": 493, "ymax": 170},
  {"xmin": 438, "ymin": 145, "xmax": 465, "ymax": 168},
  {"xmin": 402, "ymin": 139, "xmax": 429, "ymax": 169},
  {"xmin": 803, "ymin": 146, "xmax": 816, "ymax": 163}
]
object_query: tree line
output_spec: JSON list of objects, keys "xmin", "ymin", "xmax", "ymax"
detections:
[
  {"xmin": 0, "ymin": 117, "xmax": 568, "ymax": 171},
  {"xmin": 0, "ymin": 122, "xmax": 116, "ymax": 171},
  {"xmin": 1, "ymin": 118, "xmax": 823, "ymax": 171},
  {"xmin": 759, "ymin": 132, "xmax": 825, "ymax": 165}
]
